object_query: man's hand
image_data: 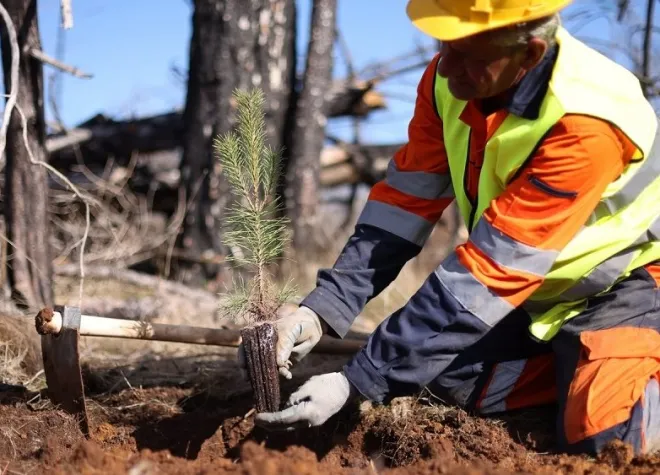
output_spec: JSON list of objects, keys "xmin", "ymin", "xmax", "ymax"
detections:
[
  {"xmin": 254, "ymin": 372, "xmax": 354, "ymax": 431},
  {"xmin": 238, "ymin": 306, "xmax": 325, "ymax": 379},
  {"xmin": 274, "ymin": 306, "xmax": 326, "ymax": 378}
]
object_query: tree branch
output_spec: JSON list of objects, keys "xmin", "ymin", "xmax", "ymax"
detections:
[
  {"xmin": 0, "ymin": 2, "xmax": 94, "ymax": 308},
  {"xmin": 335, "ymin": 26, "xmax": 355, "ymax": 79},
  {"xmin": 28, "ymin": 48, "xmax": 92, "ymax": 79},
  {"xmin": 0, "ymin": 2, "xmax": 20, "ymax": 160},
  {"xmin": 45, "ymin": 128, "xmax": 93, "ymax": 153},
  {"xmin": 367, "ymin": 59, "xmax": 434, "ymax": 84},
  {"xmin": 357, "ymin": 43, "xmax": 436, "ymax": 78},
  {"xmin": 13, "ymin": 104, "xmax": 94, "ymax": 308},
  {"xmin": 60, "ymin": 0, "xmax": 73, "ymax": 29},
  {"xmin": 642, "ymin": 0, "xmax": 655, "ymax": 97}
]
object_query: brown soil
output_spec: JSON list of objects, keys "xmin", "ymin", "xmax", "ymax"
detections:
[{"xmin": 2, "ymin": 354, "xmax": 660, "ymax": 474}]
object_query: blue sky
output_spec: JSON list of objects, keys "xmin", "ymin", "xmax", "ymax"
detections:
[{"xmin": 17, "ymin": 1, "xmax": 659, "ymax": 145}]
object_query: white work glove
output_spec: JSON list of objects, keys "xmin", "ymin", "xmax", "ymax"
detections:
[
  {"xmin": 237, "ymin": 306, "xmax": 325, "ymax": 379},
  {"xmin": 255, "ymin": 372, "xmax": 355, "ymax": 430}
]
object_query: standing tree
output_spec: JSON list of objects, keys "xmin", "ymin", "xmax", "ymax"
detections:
[
  {"xmin": 177, "ymin": 0, "xmax": 296, "ymax": 284},
  {"xmin": 0, "ymin": 0, "xmax": 53, "ymax": 309},
  {"xmin": 286, "ymin": 0, "xmax": 337, "ymax": 251}
]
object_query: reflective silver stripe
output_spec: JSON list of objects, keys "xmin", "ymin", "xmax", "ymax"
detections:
[
  {"xmin": 560, "ymin": 247, "xmax": 638, "ymax": 302},
  {"xmin": 597, "ymin": 120, "xmax": 660, "ymax": 215},
  {"xmin": 523, "ymin": 212, "xmax": 660, "ymax": 313},
  {"xmin": 439, "ymin": 182, "xmax": 455, "ymax": 199},
  {"xmin": 564, "ymin": 212, "xmax": 660, "ymax": 301},
  {"xmin": 469, "ymin": 219, "xmax": 559, "ymax": 277},
  {"xmin": 644, "ymin": 214, "xmax": 660, "ymax": 242},
  {"xmin": 357, "ymin": 200, "xmax": 434, "ymax": 246},
  {"xmin": 521, "ymin": 124, "xmax": 660, "ymax": 313},
  {"xmin": 435, "ymin": 252, "xmax": 515, "ymax": 327},
  {"xmin": 385, "ymin": 160, "xmax": 454, "ymax": 200},
  {"xmin": 478, "ymin": 359, "xmax": 527, "ymax": 414},
  {"xmin": 643, "ymin": 378, "xmax": 660, "ymax": 454}
]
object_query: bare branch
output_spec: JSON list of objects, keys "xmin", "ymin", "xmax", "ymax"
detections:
[
  {"xmin": 379, "ymin": 90, "xmax": 418, "ymax": 104},
  {"xmin": 60, "ymin": 0, "xmax": 73, "ymax": 29},
  {"xmin": 45, "ymin": 128, "xmax": 93, "ymax": 153},
  {"xmin": 0, "ymin": 230, "xmax": 50, "ymax": 281},
  {"xmin": 368, "ymin": 60, "xmax": 432, "ymax": 84},
  {"xmin": 642, "ymin": 0, "xmax": 655, "ymax": 97},
  {"xmin": 28, "ymin": 48, "xmax": 92, "ymax": 79},
  {"xmin": 335, "ymin": 27, "xmax": 355, "ymax": 79},
  {"xmin": 48, "ymin": 15, "xmax": 68, "ymax": 132},
  {"xmin": 0, "ymin": 0, "xmax": 94, "ymax": 307},
  {"xmin": 357, "ymin": 43, "xmax": 436, "ymax": 78},
  {"xmin": 14, "ymin": 104, "xmax": 93, "ymax": 308},
  {"xmin": 0, "ymin": 2, "xmax": 20, "ymax": 160}
]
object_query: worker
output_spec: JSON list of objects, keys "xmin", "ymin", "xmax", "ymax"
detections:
[{"xmin": 247, "ymin": 0, "xmax": 660, "ymax": 455}]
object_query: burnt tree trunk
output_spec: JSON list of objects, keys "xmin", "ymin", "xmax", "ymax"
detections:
[
  {"xmin": 0, "ymin": 0, "xmax": 53, "ymax": 309},
  {"xmin": 286, "ymin": 0, "xmax": 337, "ymax": 251},
  {"xmin": 177, "ymin": 0, "xmax": 296, "ymax": 284}
]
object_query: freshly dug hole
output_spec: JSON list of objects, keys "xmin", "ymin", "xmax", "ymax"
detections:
[
  {"xmin": 361, "ymin": 400, "xmax": 455, "ymax": 468},
  {"xmin": 240, "ymin": 322, "xmax": 280, "ymax": 412}
]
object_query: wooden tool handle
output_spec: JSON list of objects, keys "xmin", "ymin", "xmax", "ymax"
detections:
[{"xmin": 36, "ymin": 309, "xmax": 366, "ymax": 354}]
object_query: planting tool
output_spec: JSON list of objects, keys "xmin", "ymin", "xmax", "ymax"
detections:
[{"xmin": 34, "ymin": 305, "xmax": 367, "ymax": 436}]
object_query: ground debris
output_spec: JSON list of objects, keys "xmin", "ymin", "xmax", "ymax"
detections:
[{"xmin": 3, "ymin": 354, "xmax": 660, "ymax": 474}]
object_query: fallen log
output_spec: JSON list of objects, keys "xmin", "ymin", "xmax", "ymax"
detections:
[
  {"xmin": 320, "ymin": 142, "xmax": 400, "ymax": 186},
  {"xmin": 46, "ymin": 137, "xmax": 401, "ymax": 212},
  {"xmin": 326, "ymin": 80, "xmax": 386, "ymax": 118},
  {"xmin": 321, "ymin": 163, "xmax": 361, "ymax": 187},
  {"xmin": 55, "ymin": 263, "xmax": 217, "ymax": 303},
  {"xmin": 46, "ymin": 80, "xmax": 388, "ymax": 168}
]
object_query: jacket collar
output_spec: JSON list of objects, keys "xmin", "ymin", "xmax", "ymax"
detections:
[{"xmin": 503, "ymin": 43, "xmax": 559, "ymax": 120}]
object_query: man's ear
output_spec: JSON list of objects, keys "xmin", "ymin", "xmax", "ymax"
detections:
[{"xmin": 521, "ymin": 37, "xmax": 548, "ymax": 71}]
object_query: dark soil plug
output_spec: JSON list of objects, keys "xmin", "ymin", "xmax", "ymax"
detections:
[{"xmin": 240, "ymin": 322, "xmax": 280, "ymax": 412}]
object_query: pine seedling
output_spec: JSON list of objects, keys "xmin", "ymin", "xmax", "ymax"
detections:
[
  {"xmin": 214, "ymin": 87, "xmax": 295, "ymax": 412},
  {"xmin": 214, "ymin": 88, "xmax": 294, "ymax": 324}
]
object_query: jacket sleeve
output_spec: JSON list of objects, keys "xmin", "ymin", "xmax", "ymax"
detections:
[
  {"xmin": 343, "ymin": 115, "xmax": 636, "ymax": 402},
  {"xmin": 358, "ymin": 54, "xmax": 454, "ymax": 246},
  {"xmin": 301, "ymin": 54, "xmax": 454, "ymax": 338}
]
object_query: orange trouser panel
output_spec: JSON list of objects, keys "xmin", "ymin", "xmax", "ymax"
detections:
[
  {"xmin": 476, "ymin": 354, "xmax": 557, "ymax": 412},
  {"xmin": 564, "ymin": 327, "xmax": 660, "ymax": 444},
  {"xmin": 506, "ymin": 354, "xmax": 557, "ymax": 410},
  {"xmin": 644, "ymin": 262, "xmax": 660, "ymax": 287}
]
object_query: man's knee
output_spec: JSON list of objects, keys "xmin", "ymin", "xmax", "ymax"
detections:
[
  {"xmin": 427, "ymin": 374, "xmax": 482, "ymax": 410},
  {"xmin": 558, "ymin": 327, "xmax": 660, "ymax": 455},
  {"xmin": 428, "ymin": 354, "xmax": 556, "ymax": 413},
  {"xmin": 558, "ymin": 399, "xmax": 645, "ymax": 455}
]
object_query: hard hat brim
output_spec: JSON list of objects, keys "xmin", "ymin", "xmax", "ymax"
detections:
[{"xmin": 406, "ymin": 0, "xmax": 572, "ymax": 42}]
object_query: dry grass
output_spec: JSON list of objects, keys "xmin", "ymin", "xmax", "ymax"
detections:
[
  {"xmin": 0, "ymin": 314, "xmax": 42, "ymax": 390},
  {"xmin": 49, "ymin": 151, "xmax": 187, "ymax": 273}
]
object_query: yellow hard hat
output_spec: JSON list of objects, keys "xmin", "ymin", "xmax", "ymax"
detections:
[{"xmin": 407, "ymin": 0, "xmax": 573, "ymax": 41}]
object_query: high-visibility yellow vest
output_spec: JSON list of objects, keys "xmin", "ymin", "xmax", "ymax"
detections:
[{"xmin": 434, "ymin": 27, "xmax": 660, "ymax": 341}]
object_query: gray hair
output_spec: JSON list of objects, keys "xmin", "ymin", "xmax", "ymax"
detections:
[{"xmin": 488, "ymin": 14, "xmax": 560, "ymax": 49}]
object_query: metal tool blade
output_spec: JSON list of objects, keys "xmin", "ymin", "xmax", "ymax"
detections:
[{"xmin": 40, "ymin": 306, "xmax": 89, "ymax": 436}]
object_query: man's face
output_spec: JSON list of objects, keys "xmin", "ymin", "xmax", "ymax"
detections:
[{"xmin": 437, "ymin": 32, "xmax": 546, "ymax": 101}]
